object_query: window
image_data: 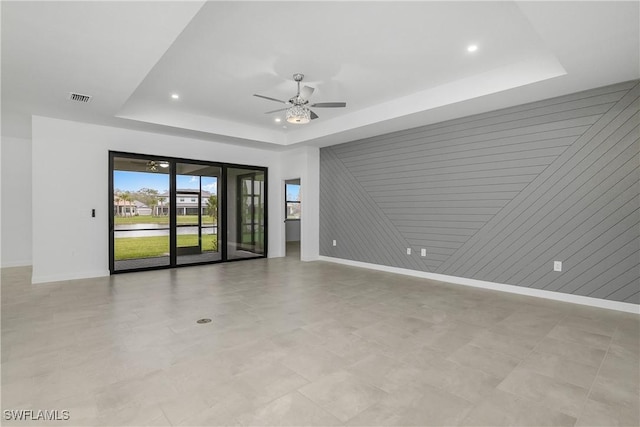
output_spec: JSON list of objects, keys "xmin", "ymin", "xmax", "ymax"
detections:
[
  {"xmin": 179, "ymin": 198, "xmax": 185, "ymax": 202},
  {"xmin": 190, "ymin": 198, "xmax": 196, "ymax": 202},
  {"xmin": 285, "ymin": 182, "xmax": 300, "ymax": 220}
]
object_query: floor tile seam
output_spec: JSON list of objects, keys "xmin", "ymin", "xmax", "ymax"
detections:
[
  {"xmin": 444, "ymin": 343, "xmax": 520, "ymax": 380},
  {"xmin": 523, "ymin": 337, "xmax": 608, "ymax": 377},
  {"xmin": 574, "ymin": 327, "xmax": 615, "ymax": 426},
  {"xmin": 530, "ymin": 338, "xmax": 606, "ymax": 368},
  {"xmin": 469, "ymin": 386, "xmax": 579, "ymax": 426},
  {"xmin": 342, "ymin": 358, "xmax": 416, "ymax": 394},
  {"xmin": 278, "ymin": 357, "xmax": 339, "ymax": 384},
  {"xmin": 156, "ymin": 405, "xmax": 174, "ymax": 427},
  {"xmin": 296, "ymin": 370, "xmax": 391, "ymax": 424},
  {"xmin": 516, "ymin": 314, "xmax": 568, "ymax": 360},
  {"xmin": 401, "ymin": 372, "xmax": 479, "ymax": 420},
  {"xmin": 493, "ymin": 313, "xmax": 566, "ymax": 398},
  {"xmin": 429, "ymin": 347, "xmax": 505, "ymax": 387},
  {"xmin": 545, "ymin": 321, "xmax": 615, "ymax": 353},
  {"xmin": 290, "ymin": 390, "xmax": 346, "ymax": 426}
]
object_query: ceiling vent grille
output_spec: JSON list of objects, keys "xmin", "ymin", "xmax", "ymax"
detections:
[{"xmin": 68, "ymin": 92, "xmax": 92, "ymax": 103}]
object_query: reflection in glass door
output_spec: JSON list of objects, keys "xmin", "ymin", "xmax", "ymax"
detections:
[{"xmin": 175, "ymin": 163, "xmax": 221, "ymax": 265}]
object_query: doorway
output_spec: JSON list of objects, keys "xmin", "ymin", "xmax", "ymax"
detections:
[{"xmin": 284, "ymin": 178, "xmax": 301, "ymax": 258}]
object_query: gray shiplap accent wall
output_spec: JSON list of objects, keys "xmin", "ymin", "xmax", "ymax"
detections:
[{"xmin": 320, "ymin": 81, "xmax": 640, "ymax": 304}]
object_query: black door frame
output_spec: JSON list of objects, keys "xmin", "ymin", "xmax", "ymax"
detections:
[{"xmin": 109, "ymin": 151, "xmax": 268, "ymax": 274}]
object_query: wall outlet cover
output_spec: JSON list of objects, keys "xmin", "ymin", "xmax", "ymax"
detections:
[{"xmin": 554, "ymin": 261, "xmax": 562, "ymax": 272}]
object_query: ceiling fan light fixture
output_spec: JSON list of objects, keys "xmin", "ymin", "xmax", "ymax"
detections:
[{"xmin": 286, "ymin": 105, "xmax": 311, "ymax": 124}]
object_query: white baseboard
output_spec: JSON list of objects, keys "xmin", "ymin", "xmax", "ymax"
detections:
[
  {"xmin": 318, "ymin": 256, "xmax": 639, "ymax": 314},
  {"xmin": 1, "ymin": 259, "xmax": 32, "ymax": 268},
  {"xmin": 31, "ymin": 270, "xmax": 110, "ymax": 284}
]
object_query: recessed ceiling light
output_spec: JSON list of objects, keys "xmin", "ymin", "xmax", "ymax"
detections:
[
  {"xmin": 171, "ymin": 93, "xmax": 179, "ymax": 99},
  {"xmin": 467, "ymin": 44, "xmax": 478, "ymax": 53},
  {"xmin": 275, "ymin": 118, "xmax": 281, "ymax": 123}
]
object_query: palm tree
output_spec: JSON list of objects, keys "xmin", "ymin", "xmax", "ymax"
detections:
[
  {"xmin": 114, "ymin": 193, "xmax": 122, "ymax": 216},
  {"xmin": 121, "ymin": 192, "xmax": 133, "ymax": 217}
]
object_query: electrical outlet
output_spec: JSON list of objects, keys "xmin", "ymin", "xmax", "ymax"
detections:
[
  {"xmin": 406, "ymin": 248, "xmax": 411, "ymax": 255},
  {"xmin": 332, "ymin": 240, "xmax": 336, "ymax": 247},
  {"xmin": 421, "ymin": 248, "xmax": 426, "ymax": 257},
  {"xmin": 554, "ymin": 261, "xmax": 562, "ymax": 272}
]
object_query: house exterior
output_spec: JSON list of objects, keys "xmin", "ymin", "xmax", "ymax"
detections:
[
  {"xmin": 157, "ymin": 189, "xmax": 213, "ymax": 216},
  {"xmin": 113, "ymin": 198, "xmax": 151, "ymax": 216}
]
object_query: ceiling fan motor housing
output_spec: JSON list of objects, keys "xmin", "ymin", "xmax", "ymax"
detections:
[{"xmin": 254, "ymin": 73, "xmax": 345, "ymax": 123}]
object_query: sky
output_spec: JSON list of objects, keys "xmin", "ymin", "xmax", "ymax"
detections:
[
  {"xmin": 114, "ymin": 171, "xmax": 298, "ymax": 199},
  {"xmin": 114, "ymin": 171, "xmax": 217, "ymax": 194},
  {"xmin": 286, "ymin": 183, "xmax": 300, "ymax": 200}
]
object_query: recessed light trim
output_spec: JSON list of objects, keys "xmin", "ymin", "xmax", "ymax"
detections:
[
  {"xmin": 467, "ymin": 44, "xmax": 478, "ymax": 53},
  {"xmin": 171, "ymin": 93, "xmax": 180, "ymax": 99}
]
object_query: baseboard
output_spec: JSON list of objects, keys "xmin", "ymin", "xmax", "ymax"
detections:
[
  {"xmin": 31, "ymin": 270, "xmax": 110, "ymax": 284},
  {"xmin": 318, "ymin": 256, "xmax": 639, "ymax": 314},
  {"xmin": 1, "ymin": 259, "xmax": 32, "ymax": 268}
]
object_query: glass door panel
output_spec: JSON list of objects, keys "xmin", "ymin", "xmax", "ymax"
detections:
[
  {"xmin": 111, "ymin": 156, "xmax": 171, "ymax": 272},
  {"xmin": 227, "ymin": 168, "xmax": 265, "ymax": 259},
  {"xmin": 175, "ymin": 163, "xmax": 221, "ymax": 265}
]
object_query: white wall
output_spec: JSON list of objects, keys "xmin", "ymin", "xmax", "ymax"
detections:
[
  {"xmin": 1, "ymin": 136, "xmax": 32, "ymax": 267},
  {"xmin": 285, "ymin": 221, "xmax": 301, "ymax": 242},
  {"xmin": 31, "ymin": 116, "xmax": 292, "ymax": 283},
  {"xmin": 279, "ymin": 146, "xmax": 320, "ymax": 261}
]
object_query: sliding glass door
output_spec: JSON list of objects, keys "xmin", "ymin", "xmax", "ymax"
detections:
[
  {"xmin": 227, "ymin": 167, "xmax": 266, "ymax": 260},
  {"xmin": 109, "ymin": 152, "xmax": 267, "ymax": 273},
  {"xmin": 175, "ymin": 163, "xmax": 221, "ymax": 265},
  {"xmin": 111, "ymin": 156, "xmax": 172, "ymax": 271}
]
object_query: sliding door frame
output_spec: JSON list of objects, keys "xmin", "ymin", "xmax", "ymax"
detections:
[{"xmin": 109, "ymin": 150, "xmax": 268, "ymax": 274}]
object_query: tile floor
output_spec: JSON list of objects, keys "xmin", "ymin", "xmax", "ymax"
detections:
[{"xmin": 2, "ymin": 250, "xmax": 638, "ymax": 426}]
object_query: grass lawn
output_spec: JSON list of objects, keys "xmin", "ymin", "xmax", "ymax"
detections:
[
  {"xmin": 114, "ymin": 215, "xmax": 215, "ymax": 225},
  {"xmin": 115, "ymin": 234, "xmax": 218, "ymax": 260}
]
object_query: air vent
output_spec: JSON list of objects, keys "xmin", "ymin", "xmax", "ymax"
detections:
[{"xmin": 68, "ymin": 92, "xmax": 92, "ymax": 103}]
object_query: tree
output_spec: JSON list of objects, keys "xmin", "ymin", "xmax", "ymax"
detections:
[
  {"xmin": 114, "ymin": 192, "xmax": 122, "ymax": 216},
  {"xmin": 120, "ymin": 191, "xmax": 133, "ymax": 217},
  {"xmin": 134, "ymin": 188, "xmax": 159, "ymax": 216},
  {"xmin": 206, "ymin": 195, "xmax": 218, "ymax": 224}
]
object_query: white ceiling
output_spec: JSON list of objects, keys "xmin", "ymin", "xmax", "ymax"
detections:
[{"xmin": 2, "ymin": 1, "xmax": 639, "ymax": 150}]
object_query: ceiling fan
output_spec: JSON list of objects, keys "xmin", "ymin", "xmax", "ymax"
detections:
[{"xmin": 254, "ymin": 73, "xmax": 346, "ymax": 124}]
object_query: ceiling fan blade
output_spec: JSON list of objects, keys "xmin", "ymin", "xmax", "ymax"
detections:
[
  {"xmin": 253, "ymin": 94, "xmax": 287, "ymax": 104},
  {"xmin": 264, "ymin": 108, "xmax": 288, "ymax": 114},
  {"xmin": 310, "ymin": 102, "xmax": 346, "ymax": 108},
  {"xmin": 310, "ymin": 110, "xmax": 319, "ymax": 120},
  {"xmin": 300, "ymin": 85, "xmax": 315, "ymax": 100}
]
